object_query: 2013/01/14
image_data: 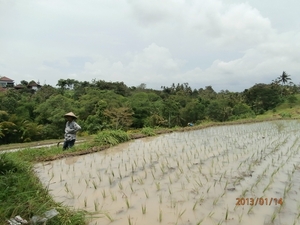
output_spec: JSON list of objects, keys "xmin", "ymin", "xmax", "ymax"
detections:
[{"xmin": 236, "ymin": 198, "xmax": 283, "ymax": 206}]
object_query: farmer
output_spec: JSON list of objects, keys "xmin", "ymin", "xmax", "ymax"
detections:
[{"xmin": 63, "ymin": 112, "xmax": 81, "ymax": 150}]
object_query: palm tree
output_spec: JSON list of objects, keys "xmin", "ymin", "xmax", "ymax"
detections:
[
  {"xmin": 277, "ymin": 71, "xmax": 291, "ymax": 85},
  {"xmin": 277, "ymin": 71, "xmax": 291, "ymax": 96}
]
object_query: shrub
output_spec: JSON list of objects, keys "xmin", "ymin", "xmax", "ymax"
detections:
[
  {"xmin": 141, "ymin": 127, "xmax": 156, "ymax": 136},
  {"xmin": 94, "ymin": 129, "xmax": 130, "ymax": 146},
  {"xmin": 279, "ymin": 113, "xmax": 292, "ymax": 118}
]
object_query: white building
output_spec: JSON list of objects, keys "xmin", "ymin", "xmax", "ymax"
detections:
[{"xmin": 0, "ymin": 76, "xmax": 14, "ymax": 88}]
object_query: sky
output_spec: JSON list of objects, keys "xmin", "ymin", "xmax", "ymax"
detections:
[{"xmin": 0, "ymin": 0, "xmax": 299, "ymax": 92}]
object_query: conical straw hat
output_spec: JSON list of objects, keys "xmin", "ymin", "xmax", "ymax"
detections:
[{"xmin": 64, "ymin": 112, "xmax": 78, "ymax": 119}]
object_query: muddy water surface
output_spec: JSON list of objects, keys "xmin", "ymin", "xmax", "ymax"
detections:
[{"xmin": 34, "ymin": 121, "xmax": 300, "ymax": 225}]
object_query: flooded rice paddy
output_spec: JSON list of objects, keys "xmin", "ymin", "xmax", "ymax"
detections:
[{"xmin": 34, "ymin": 120, "xmax": 300, "ymax": 225}]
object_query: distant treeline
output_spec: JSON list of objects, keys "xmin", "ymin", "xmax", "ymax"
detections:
[{"xmin": 0, "ymin": 71, "xmax": 298, "ymax": 144}]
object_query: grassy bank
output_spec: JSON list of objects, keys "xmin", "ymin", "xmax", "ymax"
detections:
[{"xmin": 0, "ymin": 153, "xmax": 86, "ymax": 224}]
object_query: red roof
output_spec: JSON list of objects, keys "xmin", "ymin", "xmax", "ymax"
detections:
[{"xmin": 0, "ymin": 76, "xmax": 14, "ymax": 82}]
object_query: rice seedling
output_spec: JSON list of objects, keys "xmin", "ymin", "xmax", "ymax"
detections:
[
  {"xmin": 209, "ymin": 168, "xmax": 213, "ymax": 177},
  {"xmin": 196, "ymin": 218, "xmax": 204, "ymax": 225},
  {"xmin": 213, "ymin": 196, "xmax": 219, "ymax": 206},
  {"xmin": 159, "ymin": 208, "xmax": 162, "ymax": 223},
  {"xmin": 143, "ymin": 188, "xmax": 149, "ymax": 198},
  {"xmin": 208, "ymin": 210, "xmax": 214, "ymax": 218},
  {"xmin": 224, "ymin": 180, "xmax": 228, "ymax": 190},
  {"xmin": 92, "ymin": 180, "xmax": 97, "ymax": 190},
  {"xmin": 271, "ymin": 210, "xmax": 277, "ymax": 223},
  {"xmin": 166, "ymin": 185, "xmax": 172, "ymax": 195},
  {"xmin": 97, "ymin": 173, "xmax": 102, "ymax": 182},
  {"xmin": 101, "ymin": 189, "xmax": 106, "ymax": 199},
  {"xmin": 204, "ymin": 174, "xmax": 208, "ymax": 182},
  {"xmin": 174, "ymin": 208, "xmax": 186, "ymax": 224},
  {"xmin": 168, "ymin": 175, "xmax": 173, "ymax": 184},
  {"xmin": 151, "ymin": 169, "xmax": 155, "ymax": 179},
  {"xmin": 137, "ymin": 177, "xmax": 144, "ymax": 185},
  {"xmin": 118, "ymin": 182, "xmax": 123, "ymax": 190},
  {"xmin": 238, "ymin": 212, "xmax": 243, "ymax": 223},
  {"xmin": 155, "ymin": 182, "xmax": 161, "ymax": 191},
  {"xmin": 84, "ymin": 178, "xmax": 89, "ymax": 187},
  {"xmin": 110, "ymin": 191, "xmax": 117, "ymax": 201},
  {"xmin": 159, "ymin": 193, "xmax": 163, "ymax": 204},
  {"xmin": 141, "ymin": 204, "xmax": 147, "ymax": 214},
  {"xmin": 84, "ymin": 197, "xmax": 87, "ymax": 208},
  {"xmin": 179, "ymin": 166, "xmax": 184, "ymax": 174},
  {"xmin": 195, "ymin": 179, "xmax": 203, "ymax": 187},
  {"xmin": 125, "ymin": 197, "xmax": 130, "ymax": 209},
  {"xmin": 104, "ymin": 212, "xmax": 114, "ymax": 222},
  {"xmin": 127, "ymin": 215, "xmax": 133, "ymax": 225},
  {"xmin": 129, "ymin": 183, "xmax": 134, "ymax": 193},
  {"xmin": 247, "ymin": 205, "xmax": 254, "ymax": 214},
  {"xmin": 214, "ymin": 179, "xmax": 217, "ymax": 187},
  {"xmin": 241, "ymin": 189, "xmax": 248, "ymax": 197},
  {"xmin": 94, "ymin": 199, "xmax": 99, "ymax": 211},
  {"xmin": 108, "ymin": 176, "xmax": 113, "ymax": 186},
  {"xmin": 225, "ymin": 206, "xmax": 229, "ymax": 220}
]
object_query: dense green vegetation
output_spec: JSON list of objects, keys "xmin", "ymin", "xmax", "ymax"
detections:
[{"xmin": 0, "ymin": 71, "xmax": 299, "ymax": 145}]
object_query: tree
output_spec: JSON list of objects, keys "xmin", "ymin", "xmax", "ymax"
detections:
[
  {"xmin": 103, "ymin": 107, "xmax": 134, "ymax": 130},
  {"xmin": 20, "ymin": 120, "xmax": 44, "ymax": 142},
  {"xmin": 277, "ymin": 71, "xmax": 291, "ymax": 85},
  {"xmin": 128, "ymin": 92, "xmax": 157, "ymax": 128},
  {"xmin": 198, "ymin": 86, "xmax": 217, "ymax": 100},
  {"xmin": 231, "ymin": 103, "xmax": 255, "ymax": 119},
  {"xmin": 144, "ymin": 114, "xmax": 167, "ymax": 127},
  {"xmin": 136, "ymin": 83, "xmax": 146, "ymax": 90},
  {"xmin": 0, "ymin": 97, "xmax": 18, "ymax": 114},
  {"xmin": 180, "ymin": 100, "xmax": 206, "ymax": 124},
  {"xmin": 162, "ymin": 97, "xmax": 181, "ymax": 127},
  {"xmin": 0, "ymin": 121, "xmax": 18, "ymax": 144},
  {"xmin": 83, "ymin": 100, "xmax": 108, "ymax": 134},
  {"xmin": 243, "ymin": 83, "xmax": 281, "ymax": 114},
  {"xmin": 33, "ymin": 85, "xmax": 58, "ymax": 104},
  {"xmin": 276, "ymin": 71, "xmax": 292, "ymax": 97},
  {"xmin": 0, "ymin": 111, "xmax": 9, "ymax": 122},
  {"xmin": 34, "ymin": 94, "xmax": 78, "ymax": 139},
  {"xmin": 20, "ymin": 80, "xmax": 29, "ymax": 86},
  {"xmin": 206, "ymin": 100, "xmax": 232, "ymax": 122}
]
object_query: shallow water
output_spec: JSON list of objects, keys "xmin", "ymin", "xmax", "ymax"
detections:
[{"xmin": 34, "ymin": 120, "xmax": 300, "ymax": 225}]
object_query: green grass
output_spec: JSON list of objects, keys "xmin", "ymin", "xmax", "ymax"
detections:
[
  {"xmin": 0, "ymin": 153, "xmax": 86, "ymax": 224},
  {"xmin": 141, "ymin": 127, "xmax": 156, "ymax": 136},
  {"xmin": 94, "ymin": 129, "xmax": 130, "ymax": 146}
]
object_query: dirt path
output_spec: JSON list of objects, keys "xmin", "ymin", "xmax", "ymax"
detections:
[{"xmin": 0, "ymin": 140, "xmax": 85, "ymax": 154}]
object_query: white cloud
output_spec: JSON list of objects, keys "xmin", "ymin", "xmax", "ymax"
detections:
[
  {"xmin": 0, "ymin": 0, "xmax": 299, "ymax": 91},
  {"xmin": 82, "ymin": 43, "xmax": 183, "ymax": 86}
]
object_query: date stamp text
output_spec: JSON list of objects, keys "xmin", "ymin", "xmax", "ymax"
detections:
[{"xmin": 236, "ymin": 198, "xmax": 283, "ymax": 206}]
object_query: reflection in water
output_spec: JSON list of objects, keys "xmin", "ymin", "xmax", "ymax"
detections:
[{"xmin": 34, "ymin": 121, "xmax": 300, "ymax": 225}]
